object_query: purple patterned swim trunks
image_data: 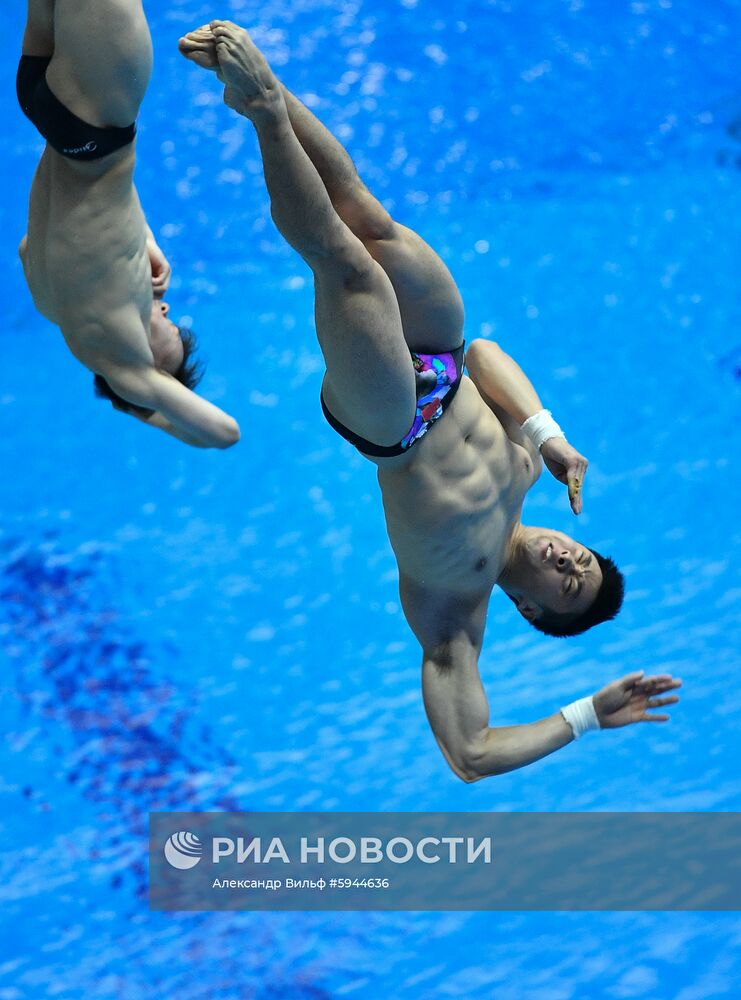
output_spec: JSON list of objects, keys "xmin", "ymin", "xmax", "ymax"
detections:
[{"xmin": 320, "ymin": 342, "xmax": 466, "ymax": 458}]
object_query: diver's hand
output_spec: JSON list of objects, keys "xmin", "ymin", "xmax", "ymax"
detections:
[
  {"xmin": 539, "ymin": 438, "xmax": 589, "ymax": 515},
  {"xmin": 593, "ymin": 671, "xmax": 682, "ymax": 729},
  {"xmin": 148, "ymin": 240, "xmax": 172, "ymax": 299}
]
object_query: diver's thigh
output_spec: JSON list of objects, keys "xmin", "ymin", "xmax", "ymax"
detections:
[
  {"xmin": 46, "ymin": 0, "xmax": 152, "ymax": 127},
  {"xmin": 22, "ymin": 0, "xmax": 55, "ymax": 56},
  {"xmin": 367, "ymin": 223, "xmax": 465, "ymax": 353},
  {"xmin": 314, "ymin": 255, "xmax": 417, "ymax": 448}
]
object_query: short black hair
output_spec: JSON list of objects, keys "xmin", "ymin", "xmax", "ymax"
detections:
[
  {"xmin": 93, "ymin": 326, "xmax": 204, "ymax": 416},
  {"xmin": 530, "ymin": 550, "xmax": 625, "ymax": 638}
]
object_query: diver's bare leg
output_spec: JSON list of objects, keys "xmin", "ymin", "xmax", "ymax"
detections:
[
  {"xmin": 22, "ymin": 0, "xmax": 54, "ymax": 56},
  {"xmin": 46, "ymin": 0, "xmax": 152, "ymax": 128},
  {"xmin": 207, "ymin": 20, "xmax": 416, "ymax": 447},
  {"xmin": 279, "ymin": 89, "xmax": 465, "ymax": 352},
  {"xmin": 179, "ymin": 24, "xmax": 464, "ymax": 352}
]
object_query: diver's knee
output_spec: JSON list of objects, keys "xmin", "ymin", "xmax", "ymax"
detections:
[{"xmin": 335, "ymin": 182, "xmax": 396, "ymax": 243}]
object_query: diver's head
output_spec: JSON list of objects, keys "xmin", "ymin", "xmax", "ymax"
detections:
[
  {"xmin": 93, "ymin": 305, "xmax": 204, "ymax": 416},
  {"xmin": 499, "ymin": 526, "xmax": 625, "ymax": 637}
]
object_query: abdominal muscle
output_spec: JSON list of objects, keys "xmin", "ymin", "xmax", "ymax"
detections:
[
  {"xmin": 22, "ymin": 144, "xmax": 153, "ymax": 371},
  {"xmin": 376, "ymin": 377, "xmax": 531, "ymax": 594}
]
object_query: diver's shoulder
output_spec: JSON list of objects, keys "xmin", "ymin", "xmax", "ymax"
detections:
[{"xmin": 59, "ymin": 305, "xmax": 152, "ymax": 373}]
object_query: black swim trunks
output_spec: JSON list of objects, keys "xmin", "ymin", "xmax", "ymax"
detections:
[
  {"xmin": 321, "ymin": 342, "xmax": 466, "ymax": 457},
  {"xmin": 16, "ymin": 56, "xmax": 136, "ymax": 161}
]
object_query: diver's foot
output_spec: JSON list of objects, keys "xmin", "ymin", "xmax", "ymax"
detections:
[
  {"xmin": 178, "ymin": 25, "xmax": 221, "ymax": 74},
  {"xmin": 209, "ymin": 20, "xmax": 281, "ymax": 119}
]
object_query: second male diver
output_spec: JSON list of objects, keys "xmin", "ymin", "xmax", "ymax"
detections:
[{"xmin": 17, "ymin": 0, "xmax": 239, "ymax": 448}]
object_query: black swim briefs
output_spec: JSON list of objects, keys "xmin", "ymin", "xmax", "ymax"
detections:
[{"xmin": 16, "ymin": 55, "xmax": 136, "ymax": 161}]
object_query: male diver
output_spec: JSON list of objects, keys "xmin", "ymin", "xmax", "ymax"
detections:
[
  {"xmin": 16, "ymin": 1, "xmax": 240, "ymax": 448},
  {"xmin": 180, "ymin": 21, "xmax": 681, "ymax": 782}
]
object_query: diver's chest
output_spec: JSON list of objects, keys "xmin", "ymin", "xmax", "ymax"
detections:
[{"xmin": 385, "ymin": 492, "xmax": 511, "ymax": 593}]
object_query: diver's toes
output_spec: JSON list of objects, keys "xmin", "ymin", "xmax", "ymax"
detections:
[{"xmin": 181, "ymin": 26, "xmax": 214, "ymax": 45}]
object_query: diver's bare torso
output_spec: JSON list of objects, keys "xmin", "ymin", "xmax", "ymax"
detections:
[
  {"xmin": 20, "ymin": 143, "xmax": 154, "ymax": 375},
  {"xmin": 372, "ymin": 376, "xmax": 539, "ymax": 643}
]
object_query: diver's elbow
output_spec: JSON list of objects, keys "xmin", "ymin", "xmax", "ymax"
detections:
[
  {"xmin": 453, "ymin": 761, "xmax": 482, "ymax": 784},
  {"xmin": 215, "ymin": 419, "xmax": 240, "ymax": 449},
  {"xmin": 451, "ymin": 739, "xmax": 506, "ymax": 784},
  {"xmin": 448, "ymin": 747, "xmax": 486, "ymax": 784}
]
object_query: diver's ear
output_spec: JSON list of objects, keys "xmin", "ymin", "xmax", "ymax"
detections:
[{"xmin": 515, "ymin": 598, "xmax": 541, "ymax": 622}]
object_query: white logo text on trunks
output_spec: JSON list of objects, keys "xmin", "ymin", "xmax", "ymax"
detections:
[{"xmin": 63, "ymin": 140, "xmax": 98, "ymax": 154}]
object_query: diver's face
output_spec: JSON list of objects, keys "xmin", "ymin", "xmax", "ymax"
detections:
[
  {"xmin": 149, "ymin": 300, "xmax": 184, "ymax": 374},
  {"xmin": 520, "ymin": 529, "xmax": 603, "ymax": 618}
]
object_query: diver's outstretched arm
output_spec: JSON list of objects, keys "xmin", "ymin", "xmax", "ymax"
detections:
[
  {"xmin": 105, "ymin": 366, "xmax": 240, "ymax": 449},
  {"xmin": 402, "ymin": 573, "xmax": 681, "ymax": 782},
  {"xmin": 421, "ymin": 640, "xmax": 576, "ymax": 783},
  {"xmin": 423, "ymin": 646, "xmax": 681, "ymax": 783}
]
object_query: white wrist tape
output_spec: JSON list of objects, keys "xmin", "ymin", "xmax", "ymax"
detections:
[
  {"xmin": 521, "ymin": 409, "xmax": 566, "ymax": 451},
  {"xmin": 560, "ymin": 696, "xmax": 600, "ymax": 739}
]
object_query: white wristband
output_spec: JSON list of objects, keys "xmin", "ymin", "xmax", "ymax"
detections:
[
  {"xmin": 560, "ymin": 696, "xmax": 600, "ymax": 739},
  {"xmin": 521, "ymin": 409, "xmax": 566, "ymax": 451}
]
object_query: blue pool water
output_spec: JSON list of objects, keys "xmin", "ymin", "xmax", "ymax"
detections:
[{"xmin": 1, "ymin": 0, "xmax": 740, "ymax": 996}]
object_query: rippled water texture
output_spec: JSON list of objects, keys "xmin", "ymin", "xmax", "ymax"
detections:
[{"xmin": 1, "ymin": 0, "xmax": 740, "ymax": 997}]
